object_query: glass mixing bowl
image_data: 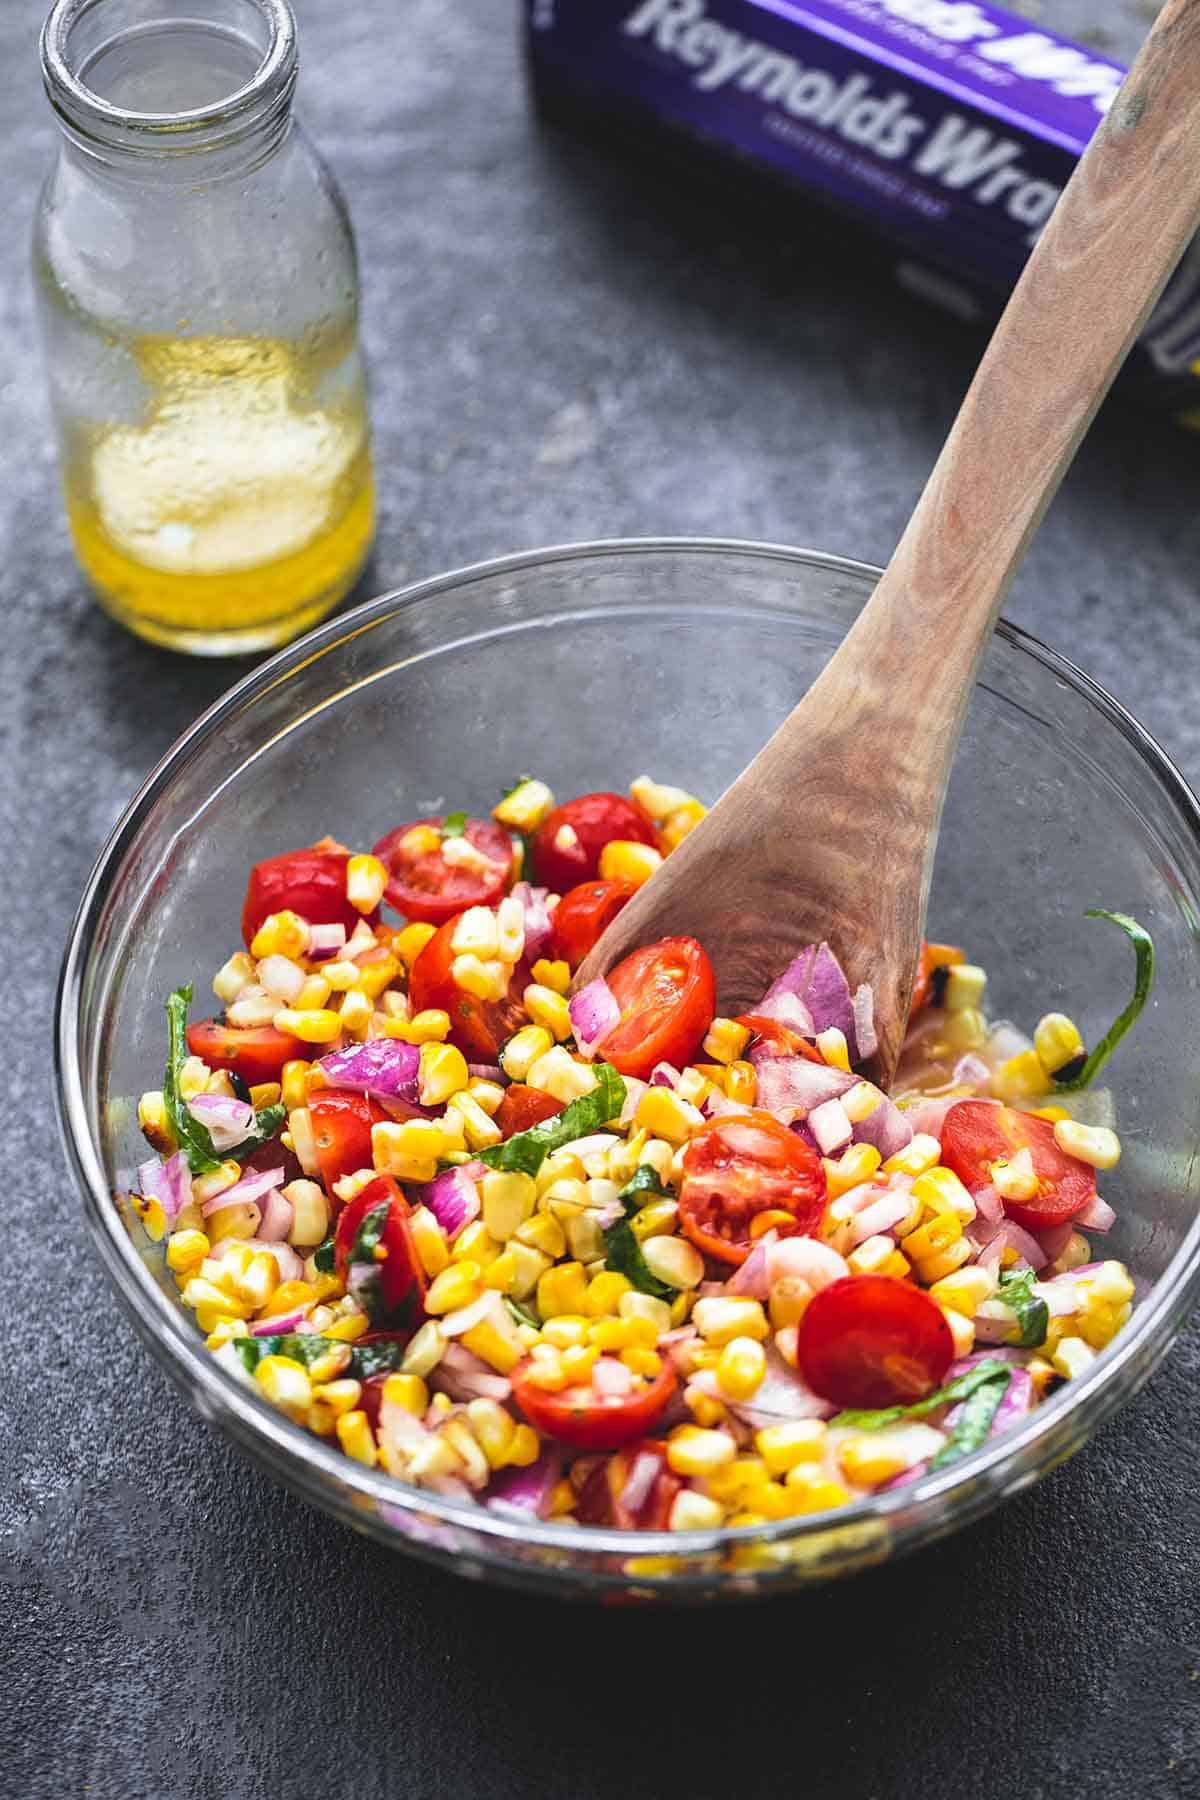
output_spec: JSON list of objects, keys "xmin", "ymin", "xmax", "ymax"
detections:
[{"xmin": 55, "ymin": 540, "xmax": 1200, "ymax": 1599}]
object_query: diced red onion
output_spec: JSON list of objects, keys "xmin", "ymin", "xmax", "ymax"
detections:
[
  {"xmin": 487, "ymin": 1446, "xmax": 563, "ymax": 1518},
  {"xmin": 808, "ymin": 1097, "xmax": 853, "ymax": 1156},
  {"xmin": 752, "ymin": 1054, "xmax": 853, "ymax": 1120},
  {"xmin": 249, "ymin": 1308, "xmax": 308, "ymax": 1336},
  {"xmin": 1034, "ymin": 1220, "xmax": 1076, "ymax": 1263},
  {"xmin": 725, "ymin": 1239, "xmax": 772, "ymax": 1298},
  {"xmin": 953, "ymin": 1053, "xmax": 992, "ymax": 1090},
  {"xmin": 512, "ymin": 882, "xmax": 554, "ymax": 960},
  {"xmin": 256, "ymin": 1241, "xmax": 304, "ymax": 1283},
  {"xmin": 256, "ymin": 954, "xmax": 307, "ymax": 1005},
  {"xmin": 972, "ymin": 1182, "xmax": 1004, "ymax": 1227},
  {"xmin": 754, "ymin": 990, "xmax": 815, "ymax": 1035},
  {"xmin": 991, "ymin": 1367, "xmax": 1035, "ymax": 1435},
  {"xmin": 851, "ymin": 983, "xmax": 877, "ymax": 1063},
  {"xmin": 850, "ymin": 1093, "xmax": 913, "ymax": 1160},
  {"xmin": 618, "ymin": 1078, "xmax": 648, "ymax": 1126},
  {"xmin": 257, "ymin": 1188, "xmax": 294, "ymax": 1242},
  {"xmin": 137, "ymin": 1150, "xmax": 192, "ymax": 1225},
  {"xmin": 318, "ymin": 1037, "xmax": 420, "ymax": 1101},
  {"xmin": 568, "ymin": 978, "xmax": 620, "ymax": 1060},
  {"xmin": 1074, "ymin": 1194, "xmax": 1115, "ymax": 1233},
  {"xmin": 760, "ymin": 943, "xmax": 857, "ymax": 1056},
  {"xmin": 700, "ymin": 1346, "xmax": 835, "ymax": 1426},
  {"xmin": 973, "ymin": 1306, "xmax": 1019, "ymax": 1344},
  {"xmin": 704, "ymin": 1091, "xmax": 753, "ymax": 1119},
  {"xmin": 902, "ymin": 1095, "xmax": 958, "ymax": 1140},
  {"xmin": 433, "ymin": 1340, "xmax": 514, "ymax": 1402},
  {"xmin": 996, "ymin": 1219, "xmax": 1048, "ymax": 1270},
  {"xmin": 948, "ymin": 1347, "xmax": 1030, "ymax": 1381},
  {"xmin": 413, "ymin": 1164, "xmax": 481, "ymax": 1239},
  {"xmin": 187, "ymin": 1092, "xmax": 255, "ymax": 1152},
  {"xmin": 849, "ymin": 1188, "xmax": 915, "ymax": 1246},
  {"xmin": 307, "ymin": 922, "xmax": 347, "ymax": 960},
  {"xmin": 592, "ymin": 1357, "xmax": 633, "ymax": 1398},
  {"xmin": 765, "ymin": 1236, "xmax": 849, "ymax": 1289},
  {"xmin": 649, "ymin": 1061, "xmax": 682, "ymax": 1089},
  {"xmin": 467, "ymin": 1063, "xmax": 504, "ymax": 1083},
  {"xmin": 342, "ymin": 920, "xmax": 380, "ymax": 962},
  {"xmin": 618, "ymin": 1448, "xmax": 664, "ymax": 1516},
  {"xmin": 1034, "ymin": 1278, "xmax": 1082, "ymax": 1318},
  {"xmin": 201, "ymin": 1165, "xmax": 285, "ymax": 1216}
]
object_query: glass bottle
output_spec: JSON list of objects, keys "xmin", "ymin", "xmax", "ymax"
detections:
[{"xmin": 34, "ymin": 0, "xmax": 375, "ymax": 655}]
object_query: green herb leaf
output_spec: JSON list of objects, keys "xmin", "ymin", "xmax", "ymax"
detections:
[
  {"xmin": 602, "ymin": 1216, "xmax": 672, "ymax": 1299},
  {"xmin": 501, "ymin": 775, "xmax": 534, "ymax": 800},
  {"xmin": 618, "ymin": 1163, "xmax": 671, "ymax": 1216},
  {"xmin": 345, "ymin": 1199, "xmax": 391, "ymax": 1326},
  {"xmin": 313, "ymin": 1236, "xmax": 337, "ymax": 1274},
  {"xmin": 1053, "ymin": 910, "xmax": 1155, "ymax": 1092},
  {"xmin": 233, "ymin": 1332, "xmax": 410, "ymax": 1382},
  {"xmin": 349, "ymin": 1338, "xmax": 411, "ymax": 1380},
  {"xmin": 478, "ymin": 1064, "xmax": 626, "ymax": 1177},
  {"xmin": 928, "ymin": 1369, "xmax": 1012, "ymax": 1470},
  {"xmin": 994, "ymin": 1268, "xmax": 1050, "ymax": 1349},
  {"xmin": 505, "ymin": 1296, "xmax": 540, "ymax": 1331},
  {"xmin": 441, "ymin": 810, "xmax": 468, "ymax": 839},
  {"xmin": 164, "ymin": 986, "xmax": 220, "ymax": 1174},
  {"xmin": 833, "ymin": 1359, "xmax": 1014, "ymax": 1431}
]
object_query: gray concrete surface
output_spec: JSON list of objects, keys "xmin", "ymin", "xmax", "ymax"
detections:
[{"xmin": 2, "ymin": 2, "xmax": 1197, "ymax": 1796}]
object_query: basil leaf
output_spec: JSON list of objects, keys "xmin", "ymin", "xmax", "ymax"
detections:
[
  {"xmin": 1054, "ymin": 911, "xmax": 1155, "ymax": 1092},
  {"xmin": 995, "ymin": 1268, "xmax": 1049, "ymax": 1349},
  {"xmin": 619, "ymin": 1163, "xmax": 671, "ymax": 1216},
  {"xmin": 233, "ymin": 1333, "xmax": 337, "ymax": 1374},
  {"xmin": 602, "ymin": 1216, "xmax": 672, "ymax": 1299},
  {"xmin": 929, "ymin": 1370, "xmax": 1012, "ymax": 1470},
  {"xmin": 505, "ymin": 1297, "xmax": 540, "ymax": 1331},
  {"xmin": 164, "ymin": 986, "xmax": 220, "ymax": 1174},
  {"xmin": 501, "ymin": 775, "xmax": 534, "ymax": 800},
  {"xmin": 441, "ymin": 810, "xmax": 468, "ymax": 839},
  {"xmin": 346, "ymin": 1199, "xmax": 391, "ymax": 1324},
  {"xmin": 478, "ymin": 1064, "xmax": 626, "ymax": 1176},
  {"xmin": 833, "ymin": 1358, "xmax": 1015, "ymax": 1431},
  {"xmin": 312, "ymin": 1236, "xmax": 337, "ymax": 1274},
  {"xmin": 349, "ymin": 1338, "xmax": 410, "ymax": 1380}
]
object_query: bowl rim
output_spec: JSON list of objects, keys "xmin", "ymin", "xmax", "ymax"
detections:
[{"xmin": 55, "ymin": 534, "xmax": 1200, "ymax": 1570}]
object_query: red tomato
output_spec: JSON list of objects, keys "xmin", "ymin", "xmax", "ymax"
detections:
[
  {"xmin": 552, "ymin": 878, "xmax": 637, "ymax": 966},
  {"xmin": 494, "ymin": 1084, "xmax": 566, "ymax": 1138},
  {"xmin": 310, "ymin": 1092, "xmax": 388, "ymax": 1194},
  {"xmin": 241, "ymin": 848, "xmax": 368, "ymax": 949},
  {"xmin": 186, "ymin": 1018, "xmax": 306, "ymax": 1084},
  {"xmin": 333, "ymin": 1175, "xmax": 427, "ymax": 1328},
  {"xmin": 511, "ymin": 1357, "xmax": 677, "ymax": 1451},
  {"xmin": 575, "ymin": 1441, "xmax": 681, "ymax": 1530},
  {"xmin": 599, "ymin": 936, "xmax": 716, "ymax": 1080},
  {"xmin": 735, "ymin": 1013, "xmax": 825, "ymax": 1063},
  {"xmin": 373, "ymin": 816, "xmax": 514, "ymax": 924},
  {"xmin": 796, "ymin": 1274, "xmax": 954, "ymax": 1409},
  {"xmin": 678, "ymin": 1111, "xmax": 827, "ymax": 1266},
  {"xmin": 531, "ymin": 793, "xmax": 656, "ymax": 893},
  {"xmin": 940, "ymin": 1099, "xmax": 1096, "ymax": 1231},
  {"xmin": 408, "ymin": 915, "xmax": 529, "ymax": 1060}
]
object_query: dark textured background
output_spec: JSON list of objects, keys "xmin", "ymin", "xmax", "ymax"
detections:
[{"xmin": 3, "ymin": 2, "xmax": 1198, "ymax": 1795}]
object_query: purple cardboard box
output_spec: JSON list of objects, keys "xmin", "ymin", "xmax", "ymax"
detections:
[{"xmin": 525, "ymin": 0, "xmax": 1200, "ymax": 419}]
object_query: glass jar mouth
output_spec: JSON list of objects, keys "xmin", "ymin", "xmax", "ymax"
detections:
[{"xmin": 41, "ymin": 0, "xmax": 297, "ymax": 153}]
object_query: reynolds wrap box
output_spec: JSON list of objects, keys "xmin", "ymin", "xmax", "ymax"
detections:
[{"xmin": 525, "ymin": 0, "xmax": 1200, "ymax": 420}]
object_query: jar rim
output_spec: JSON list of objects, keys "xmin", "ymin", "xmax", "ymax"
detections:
[{"xmin": 40, "ymin": 0, "xmax": 297, "ymax": 149}]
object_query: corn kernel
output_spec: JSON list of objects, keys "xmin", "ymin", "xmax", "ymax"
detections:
[
  {"xmin": 666, "ymin": 1427, "xmax": 737, "ymax": 1478},
  {"xmin": 1051, "ymin": 1335, "xmax": 1096, "ymax": 1380},
  {"xmin": 250, "ymin": 910, "xmax": 309, "ymax": 960},
  {"xmin": 507, "ymin": 1424, "xmax": 540, "ymax": 1468},
  {"xmin": 882, "ymin": 1134, "xmax": 942, "ymax": 1178},
  {"xmin": 824, "ymin": 1142, "xmax": 883, "ymax": 1198},
  {"xmin": 137, "ymin": 1090, "xmax": 175, "ymax": 1154},
  {"xmin": 817, "ymin": 1027, "xmax": 851, "ymax": 1073},
  {"xmin": 587, "ymin": 1317, "xmax": 635, "ymax": 1351},
  {"xmin": 618, "ymin": 1290, "xmax": 673, "ymax": 1334},
  {"xmin": 482, "ymin": 1170, "xmax": 538, "ymax": 1243},
  {"xmin": 384, "ymin": 1007, "xmax": 452, "ymax": 1045},
  {"xmin": 598, "ymin": 839, "xmax": 663, "ymax": 886},
  {"xmin": 559, "ymin": 1343, "xmax": 600, "ymax": 1385},
  {"xmin": 425, "ymin": 1263, "xmax": 482, "ymax": 1316},
  {"xmin": 635, "ymin": 1086, "xmax": 705, "ymax": 1146},
  {"xmin": 716, "ymin": 1336, "xmax": 767, "ymax": 1400},
  {"xmin": 465, "ymin": 1396, "xmax": 519, "ymax": 1469},
  {"xmin": 213, "ymin": 950, "xmax": 256, "ymax": 1004},
  {"xmin": 401, "ymin": 1319, "xmax": 446, "ymax": 1378},
  {"xmin": 451, "ymin": 954, "xmax": 509, "ymax": 1003},
  {"xmin": 702, "ymin": 1018, "xmax": 752, "ymax": 1066},
  {"xmin": 944, "ymin": 964, "xmax": 988, "ymax": 1012},
  {"xmin": 500, "ymin": 1025, "xmax": 555, "ymax": 1081},
  {"xmin": 847, "ymin": 1237, "xmax": 911, "ymax": 1280},
  {"xmin": 768, "ymin": 1276, "xmax": 812, "ymax": 1330},
  {"xmin": 916, "ymin": 1239, "xmax": 973, "ymax": 1283},
  {"xmin": 587, "ymin": 1270, "xmax": 633, "ymax": 1316},
  {"xmin": 451, "ymin": 906, "xmax": 500, "ymax": 959},
  {"xmin": 447, "ymin": 1089, "xmax": 503, "ymax": 1150},
  {"xmin": 993, "ymin": 1049, "xmax": 1048, "ymax": 1104},
  {"xmin": 659, "ymin": 800, "xmax": 707, "ymax": 853},
  {"xmin": 530, "ymin": 958, "xmax": 571, "ymax": 996},
  {"xmin": 516, "ymin": 1212, "xmax": 568, "ymax": 1259},
  {"xmin": 1053, "ymin": 1119, "xmax": 1121, "ymax": 1170},
  {"xmin": 337, "ymin": 989, "xmax": 372, "ymax": 1038},
  {"xmin": 380, "ymin": 1372, "xmax": 428, "ymax": 1416},
  {"xmin": 725, "ymin": 1061, "xmax": 757, "ymax": 1105},
  {"xmin": 204, "ymin": 1200, "xmax": 261, "ymax": 1243},
  {"xmin": 755, "ymin": 1421, "xmax": 827, "ymax": 1475},
  {"xmin": 274, "ymin": 1006, "xmax": 342, "ymax": 1045},
  {"xmin": 307, "ymin": 1378, "xmax": 363, "ymax": 1436},
  {"xmin": 911, "ymin": 1164, "xmax": 976, "ymax": 1222},
  {"xmin": 1029, "ymin": 1104, "xmax": 1071, "ymax": 1124},
  {"xmin": 541, "ymin": 1314, "xmax": 590, "ymax": 1349},
  {"xmin": 692, "ymin": 1296, "xmax": 770, "ymax": 1345},
  {"xmin": 466, "ymin": 1079, "xmax": 506, "ymax": 1118},
  {"xmin": 346, "ymin": 854, "xmax": 387, "ymax": 914},
  {"xmin": 783, "ymin": 1468, "xmax": 852, "ymax": 1513},
  {"xmin": 1034, "ymin": 1011, "xmax": 1085, "ymax": 1079},
  {"xmin": 235, "ymin": 1251, "xmax": 281, "ymax": 1310},
  {"xmin": 282, "ymin": 1178, "xmax": 330, "ymax": 1249},
  {"xmin": 372, "ymin": 1117, "xmax": 463, "ymax": 1182},
  {"xmin": 942, "ymin": 1308, "xmax": 976, "ymax": 1357},
  {"xmin": 703, "ymin": 1455, "xmax": 769, "ymax": 1502},
  {"xmin": 395, "ymin": 921, "xmax": 437, "ymax": 970},
  {"xmin": 408, "ymin": 1205, "xmax": 450, "ymax": 1279},
  {"xmin": 417, "ymin": 1041, "xmax": 470, "ymax": 1107},
  {"xmin": 929, "ymin": 1265, "xmax": 996, "ymax": 1315},
  {"xmin": 277, "ymin": 1059, "xmax": 309, "ymax": 1113},
  {"xmin": 563, "ymin": 1210, "xmax": 605, "ymax": 1262},
  {"xmin": 166, "ymin": 1229, "xmax": 210, "ymax": 1274},
  {"xmin": 669, "ymin": 1490, "xmax": 724, "ymax": 1531},
  {"xmin": 322, "ymin": 1312, "xmax": 369, "ymax": 1342},
  {"xmin": 526, "ymin": 1047, "xmax": 598, "ymax": 1104},
  {"xmin": 522, "ymin": 984, "xmax": 572, "ymax": 1042},
  {"xmin": 621, "ymin": 1347, "xmax": 663, "ymax": 1378},
  {"xmin": 336, "ymin": 1410, "xmax": 378, "ymax": 1467},
  {"xmin": 522, "ymin": 1348, "xmax": 568, "ymax": 1390},
  {"xmin": 536, "ymin": 1261, "xmax": 591, "ymax": 1319},
  {"xmin": 989, "ymin": 1147, "xmax": 1040, "ymax": 1203},
  {"xmin": 628, "ymin": 775, "xmax": 696, "ymax": 821},
  {"xmin": 641, "ymin": 1234, "xmax": 704, "ymax": 1290},
  {"xmin": 355, "ymin": 953, "xmax": 402, "ymax": 1002},
  {"xmin": 254, "ymin": 1355, "xmax": 312, "ymax": 1420},
  {"xmin": 451, "ymin": 1220, "xmax": 499, "ymax": 1266},
  {"xmin": 493, "ymin": 777, "xmax": 555, "ymax": 832},
  {"xmin": 838, "ymin": 1436, "xmax": 911, "ymax": 1487}
]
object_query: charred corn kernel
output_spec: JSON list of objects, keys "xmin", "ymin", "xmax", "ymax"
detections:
[
  {"xmin": 666, "ymin": 1426, "xmax": 737, "ymax": 1478},
  {"xmin": 560, "ymin": 1343, "xmax": 600, "ymax": 1384},
  {"xmin": 903, "ymin": 1210, "xmax": 963, "ymax": 1262},
  {"xmin": 137, "ymin": 1089, "xmax": 175, "ymax": 1153},
  {"xmin": 425, "ymin": 1263, "xmax": 482, "ymax": 1315},
  {"xmin": 990, "ymin": 1147, "xmax": 1039, "ymax": 1202},
  {"xmin": 417, "ymin": 1041, "xmax": 469, "ymax": 1107},
  {"xmin": 451, "ymin": 1220, "xmax": 499, "ymax": 1266},
  {"xmin": 847, "ymin": 1237, "xmax": 912, "ymax": 1280},
  {"xmin": 381, "ymin": 1372, "xmax": 428, "ymax": 1416},
  {"xmin": 280, "ymin": 1179, "xmax": 329, "ymax": 1249},
  {"xmin": 943, "ymin": 1308, "xmax": 976, "ymax": 1357},
  {"xmin": 1034, "ymin": 1011, "xmax": 1085, "ymax": 1080},
  {"xmin": 346, "ymin": 854, "xmax": 387, "ymax": 914},
  {"xmin": 702, "ymin": 1017, "xmax": 752, "ymax": 1066},
  {"xmin": 526, "ymin": 1047, "xmax": 598, "ymax": 1103},
  {"xmin": 643, "ymin": 1235, "xmax": 704, "ymax": 1290},
  {"xmin": 337, "ymin": 989, "xmax": 372, "ymax": 1037},
  {"xmin": 493, "ymin": 777, "xmax": 555, "ymax": 832},
  {"xmin": 522, "ymin": 984, "xmax": 572, "ymax": 1042},
  {"xmin": 838, "ymin": 1436, "xmax": 910, "ymax": 1487},
  {"xmin": 563, "ymin": 1211, "xmax": 606, "ymax": 1263},
  {"xmin": 213, "ymin": 950, "xmax": 256, "ymax": 1004},
  {"xmin": 400, "ymin": 1319, "xmax": 446, "ymax": 1379},
  {"xmin": 993, "ymin": 1049, "xmax": 1047, "ymax": 1104},
  {"xmin": 466, "ymin": 1079, "xmax": 506, "ymax": 1118},
  {"xmin": 516, "ymin": 1213, "xmax": 568, "ymax": 1260},
  {"xmin": 783, "ymin": 1468, "xmax": 852, "ymax": 1513},
  {"xmin": 587, "ymin": 1271, "xmax": 633, "ymax": 1315},
  {"xmin": 1053, "ymin": 1119, "xmax": 1121, "ymax": 1170},
  {"xmin": 451, "ymin": 954, "xmax": 509, "ymax": 1003},
  {"xmin": 372, "ymin": 1117, "xmax": 461, "ymax": 1182},
  {"xmin": 408, "ymin": 1206, "xmax": 450, "ymax": 1279},
  {"xmin": 463, "ymin": 1397, "xmax": 518, "ymax": 1470},
  {"xmin": 824, "ymin": 1142, "xmax": 883, "ymax": 1198},
  {"xmin": 1027, "ymin": 1356, "xmax": 1057, "ymax": 1397},
  {"xmin": 336, "ymin": 1410, "xmax": 377, "ymax": 1467},
  {"xmin": 916, "ymin": 1238, "xmax": 972, "ymax": 1283},
  {"xmin": 500, "ymin": 1025, "xmax": 555, "ymax": 1082},
  {"xmin": 930, "ymin": 1265, "xmax": 996, "ymax": 1314},
  {"xmin": 275, "ymin": 1006, "xmax": 342, "ymax": 1045},
  {"xmin": 481, "ymin": 1170, "xmax": 537, "ymax": 1243},
  {"xmin": 530, "ymin": 958, "xmax": 570, "ymax": 995},
  {"xmin": 618, "ymin": 1291, "xmax": 673, "ymax": 1335},
  {"xmin": 541, "ymin": 1315, "xmax": 590, "ymax": 1349},
  {"xmin": 447, "ymin": 1089, "xmax": 503, "ymax": 1150},
  {"xmin": 588, "ymin": 1317, "xmax": 636, "ymax": 1352},
  {"xmin": 250, "ymin": 910, "xmax": 309, "ymax": 960},
  {"xmin": 254, "ymin": 1356, "xmax": 312, "ymax": 1419},
  {"xmin": 598, "ymin": 839, "xmax": 663, "ymax": 886},
  {"xmin": 451, "ymin": 906, "xmax": 500, "ymax": 959},
  {"xmin": 133, "ymin": 1192, "xmax": 169, "ymax": 1241},
  {"xmin": 716, "ymin": 1336, "xmax": 767, "ymax": 1400},
  {"xmin": 537, "ymin": 1261, "xmax": 591, "ymax": 1319},
  {"xmin": 817, "ymin": 1027, "xmax": 851, "ymax": 1073},
  {"xmin": 166, "ymin": 1229, "xmax": 209, "ymax": 1273},
  {"xmin": 395, "ymin": 920, "xmax": 437, "ymax": 971},
  {"xmin": 507, "ymin": 1424, "xmax": 540, "ymax": 1468},
  {"xmin": 768, "ymin": 1276, "xmax": 812, "ymax": 1330},
  {"xmin": 205, "ymin": 1201, "xmax": 261, "ymax": 1243},
  {"xmin": 911, "ymin": 1165, "xmax": 976, "ymax": 1222},
  {"xmin": 724, "ymin": 1061, "xmax": 757, "ymax": 1105},
  {"xmin": 882, "ymin": 1134, "xmax": 942, "ymax": 1178},
  {"xmin": 755, "ymin": 1420, "xmax": 827, "ymax": 1475},
  {"xmin": 306, "ymin": 1378, "xmax": 363, "ymax": 1436},
  {"xmin": 1030, "ymin": 1104, "xmax": 1071, "ymax": 1124},
  {"xmin": 669, "ymin": 1490, "xmax": 724, "ymax": 1531},
  {"xmin": 943, "ymin": 964, "xmax": 988, "ymax": 1012},
  {"xmin": 635, "ymin": 1087, "xmax": 705, "ymax": 1146},
  {"xmin": 280, "ymin": 1060, "xmax": 311, "ymax": 1113},
  {"xmin": 659, "ymin": 800, "xmax": 707, "ymax": 853},
  {"xmin": 1052, "ymin": 1335, "xmax": 1095, "ymax": 1380},
  {"xmin": 693, "ymin": 1296, "xmax": 770, "ymax": 1345}
]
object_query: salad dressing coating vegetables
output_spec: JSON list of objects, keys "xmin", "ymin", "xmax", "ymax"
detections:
[{"xmin": 129, "ymin": 775, "xmax": 1150, "ymax": 1535}]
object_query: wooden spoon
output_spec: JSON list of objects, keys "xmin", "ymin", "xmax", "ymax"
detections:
[{"xmin": 575, "ymin": 0, "xmax": 1200, "ymax": 1086}]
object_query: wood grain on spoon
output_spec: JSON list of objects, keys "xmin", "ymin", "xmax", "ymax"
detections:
[{"xmin": 576, "ymin": 0, "xmax": 1200, "ymax": 1086}]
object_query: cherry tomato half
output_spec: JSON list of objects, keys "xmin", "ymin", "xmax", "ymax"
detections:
[
  {"xmin": 494, "ymin": 1084, "xmax": 566, "ymax": 1139},
  {"xmin": 408, "ymin": 915, "xmax": 529, "ymax": 1060},
  {"xmin": 598, "ymin": 935, "xmax": 716, "ymax": 1081},
  {"xmin": 796, "ymin": 1274, "xmax": 954, "ymax": 1409},
  {"xmin": 373, "ymin": 816, "xmax": 514, "ymax": 924},
  {"xmin": 241, "ymin": 848, "xmax": 368, "ymax": 949},
  {"xmin": 552, "ymin": 878, "xmax": 637, "ymax": 967},
  {"xmin": 575, "ymin": 1440, "xmax": 681, "ymax": 1530},
  {"xmin": 310, "ymin": 1092, "xmax": 388, "ymax": 1194},
  {"xmin": 186, "ymin": 1018, "xmax": 306, "ymax": 1085},
  {"xmin": 678, "ymin": 1111, "xmax": 827, "ymax": 1266},
  {"xmin": 511, "ymin": 1357, "xmax": 677, "ymax": 1452},
  {"xmin": 333, "ymin": 1175, "xmax": 427, "ymax": 1329},
  {"xmin": 940, "ymin": 1099, "xmax": 1096, "ymax": 1231},
  {"xmin": 532, "ymin": 793, "xmax": 656, "ymax": 894},
  {"xmin": 735, "ymin": 1013, "xmax": 825, "ymax": 1063}
]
